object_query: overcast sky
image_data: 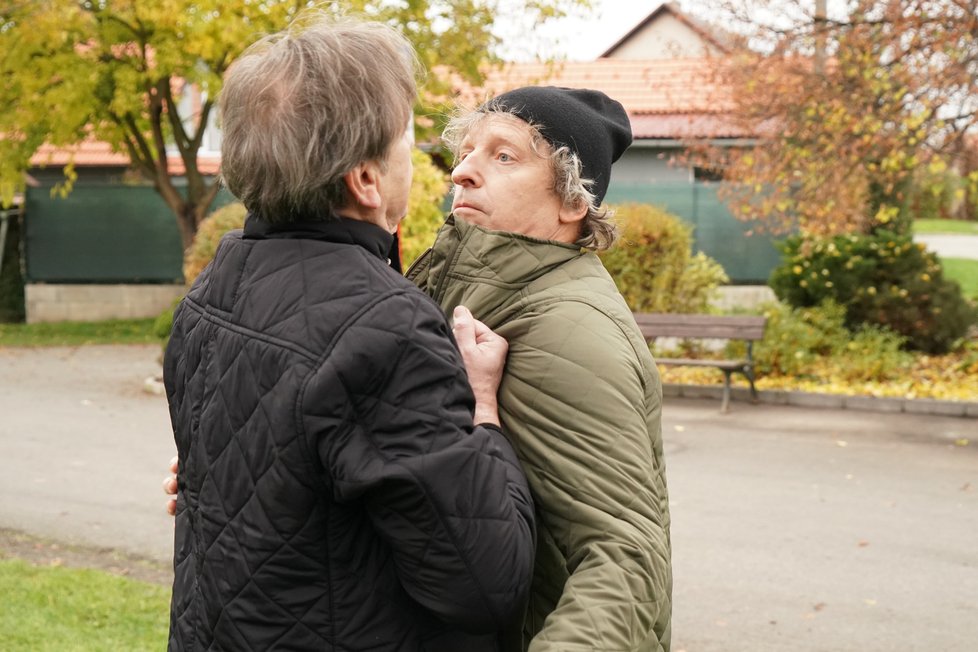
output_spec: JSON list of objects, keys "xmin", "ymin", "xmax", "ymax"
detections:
[
  {"xmin": 496, "ymin": 1, "xmax": 662, "ymax": 61},
  {"xmin": 494, "ymin": 0, "xmax": 846, "ymax": 61}
]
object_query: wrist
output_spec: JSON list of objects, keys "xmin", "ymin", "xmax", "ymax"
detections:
[{"xmin": 473, "ymin": 401, "xmax": 500, "ymax": 427}]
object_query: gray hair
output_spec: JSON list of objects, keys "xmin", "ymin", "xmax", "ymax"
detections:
[
  {"xmin": 220, "ymin": 14, "xmax": 419, "ymax": 221},
  {"xmin": 441, "ymin": 108, "xmax": 619, "ymax": 251}
]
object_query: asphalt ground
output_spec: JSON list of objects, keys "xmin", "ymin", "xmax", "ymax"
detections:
[{"xmin": 1, "ymin": 344, "xmax": 976, "ymax": 651}]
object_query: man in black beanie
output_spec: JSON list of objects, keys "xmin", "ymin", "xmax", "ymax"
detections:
[{"xmin": 407, "ymin": 86, "xmax": 673, "ymax": 652}]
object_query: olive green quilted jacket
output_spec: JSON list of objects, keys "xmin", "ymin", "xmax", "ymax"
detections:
[{"xmin": 407, "ymin": 217, "xmax": 672, "ymax": 652}]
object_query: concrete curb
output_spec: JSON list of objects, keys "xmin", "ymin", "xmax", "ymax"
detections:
[{"xmin": 663, "ymin": 383, "xmax": 978, "ymax": 418}]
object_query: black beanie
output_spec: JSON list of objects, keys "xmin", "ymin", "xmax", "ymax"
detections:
[{"xmin": 484, "ymin": 86, "xmax": 632, "ymax": 205}]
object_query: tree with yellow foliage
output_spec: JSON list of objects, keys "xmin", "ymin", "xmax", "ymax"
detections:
[{"xmin": 0, "ymin": 0, "xmax": 586, "ymax": 250}]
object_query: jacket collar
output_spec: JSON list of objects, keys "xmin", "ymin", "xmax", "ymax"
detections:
[
  {"xmin": 431, "ymin": 215, "xmax": 582, "ymax": 286},
  {"xmin": 413, "ymin": 215, "xmax": 585, "ymax": 318},
  {"xmin": 243, "ymin": 212, "xmax": 395, "ymax": 266}
]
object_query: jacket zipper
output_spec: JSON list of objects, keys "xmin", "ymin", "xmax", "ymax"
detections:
[{"xmin": 429, "ymin": 232, "xmax": 465, "ymax": 306}]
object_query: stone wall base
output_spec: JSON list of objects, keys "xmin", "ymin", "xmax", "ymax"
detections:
[
  {"xmin": 711, "ymin": 285, "xmax": 777, "ymax": 313},
  {"xmin": 21, "ymin": 283, "xmax": 776, "ymax": 324},
  {"xmin": 25, "ymin": 284, "xmax": 185, "ymax": 323}
]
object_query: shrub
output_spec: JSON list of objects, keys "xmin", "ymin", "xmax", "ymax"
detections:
[
  {"xmin": 154, "ymin": 299, "xmax": 180, "ymax": 354},
  {"xmin": 750, "ymin": 300, "xmax": 849, "ymax": 377},
  {"xmin": 840, "ymin": 326, "xmax": 912, "ymax": 383},
  {"xmin": 769, "ymin": 230, "xmax": 977, "ymax": 353},
  {"xmin": 400, "ymin": 147, "xmax": 450, "ymax": 268},
  {"xmin": 183, "ymin": 202, "xmax": 247, "ymax": 285},
  {"xmin": 751, "ymin": 300, "xmax": 911, "ymax": 381},
  {"xmin": 153, "ymin": 304, "xmax": 175, "ymax": 340},
  {"xmin": 599, "ymin": 203, "xmax": 728, "ymax": 313}
]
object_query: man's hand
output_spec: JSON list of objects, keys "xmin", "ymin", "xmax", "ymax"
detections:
[
  {"xmin": 452, "ymin": 305, "xmax": 508, "ymax": 427},
  {"xmin": 163, "ymin": 456, "xmax": 178, "ymax": 516}
]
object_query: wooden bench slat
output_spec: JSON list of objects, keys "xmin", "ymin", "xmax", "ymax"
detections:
[
  {"xmin": 638, "ymin": 325, "xmax": 766, "ymax": 340},
  {"xmin": 632, "ymin": 313, "xmax": 767, "ymax": 341},
  {"xmin": 633, "ymin": 314, "xmax": 766, "ymax": 326},
  {"xmin": 656, "ymin": 358, "xmax": 749, "ymax": 371}
]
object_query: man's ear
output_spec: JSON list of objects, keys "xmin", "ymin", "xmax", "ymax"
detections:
[
  {"xmin": 343, "ymin": 160, "xmax": 383, "ymax": 209},
  {"xmin": 558, "ymin": 198, "xmax": 589, "ymax": 225}
]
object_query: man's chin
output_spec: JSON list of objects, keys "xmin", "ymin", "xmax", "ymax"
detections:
[{"xmin": 452, "ymin": 207, "xmax": 485, "ymax": 222}]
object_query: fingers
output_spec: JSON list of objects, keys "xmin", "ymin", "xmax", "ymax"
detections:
[
  {"xmin": 169, "ymin": 455, "xmax": 178, "ymax": 474},
  {"xmin": 164, "ymin": 462, "xmax": 178, "ymax": 516},
  {"xmin": 471, "ymin": 319, "xmax": 507, "ymax": 353},
  {"xmin": 454, "ymin": 305, "xmax": 509, "ymax": 361},
  {"xmin": 469, "ymin": 315, "xmax": 493, "ymax": 340},
  {"xmin": 163, "ymin": 474, "xmax": 178, "ymax": 516}
]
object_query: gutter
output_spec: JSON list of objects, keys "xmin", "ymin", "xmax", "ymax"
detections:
[{"xmin": 629, "ymin": 138, "xmax": 759, "ymax": 148}]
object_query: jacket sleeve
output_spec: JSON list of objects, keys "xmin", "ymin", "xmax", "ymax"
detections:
[
  {"xmin": 499, "ymin": 302, "xmax": 672, "ymax": 652},
  {"xmin": 301, "ymin": 288, "xmax": 535, "ymax": 634}
]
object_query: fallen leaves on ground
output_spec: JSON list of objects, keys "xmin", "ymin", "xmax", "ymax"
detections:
[{"xmin": 657, "ymin": 349, "xmax": 978, "ymax": 402}]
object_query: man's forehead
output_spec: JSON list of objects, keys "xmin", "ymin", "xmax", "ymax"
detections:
[{"xmin": 460, "ymin": 112, "xmax": 549, "ymax": 153}]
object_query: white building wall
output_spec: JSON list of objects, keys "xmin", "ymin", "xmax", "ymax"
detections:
[{"xmin": 605, "ymin": 14, "xmax": 723, "ymax": 60}]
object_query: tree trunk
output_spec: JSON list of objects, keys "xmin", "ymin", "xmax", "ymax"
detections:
[{"xmin": 176, "ymin": 207, "xmax": 197, "ymax": 253}]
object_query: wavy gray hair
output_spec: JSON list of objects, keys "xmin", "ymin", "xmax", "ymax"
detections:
[
  {"xmin": 220, "ymin": 15, "xmax": 419, "ymax": 221},
  {"xmin": 441, "ymin": 108, "xmax": 619, "ymax": 251}
]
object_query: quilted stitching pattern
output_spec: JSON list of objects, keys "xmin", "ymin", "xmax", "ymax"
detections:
[
  {"xmin": 418, "ymin": 218, "xmax": 673, "ymax": 652},
  {"xmin": 164, "ymin": 224, "xmax": 535, "ymax": 651}
]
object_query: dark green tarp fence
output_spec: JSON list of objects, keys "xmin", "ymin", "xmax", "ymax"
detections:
[
  {"xmin": 605, "ymin": 182, "xmax": 781, "ymax": 283},
  {"xmin": 23, "ymin": 180, "xmax": 779, "ymax": 285},
  {"xmin": 24, "ymin": 184, "xmax": 234, "ymax": 283}
]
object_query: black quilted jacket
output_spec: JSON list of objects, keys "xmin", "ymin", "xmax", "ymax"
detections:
[{"xmin": 164, "ymin": 215, "xmax": 536, "ymax": 651}]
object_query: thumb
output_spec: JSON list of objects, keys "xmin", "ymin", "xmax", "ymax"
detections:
[{"xmin": 452, "ymin": 305, "xmax": 476, "ymax": 351}]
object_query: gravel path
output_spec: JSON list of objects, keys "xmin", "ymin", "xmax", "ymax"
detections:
[{"xmin": 914, "ymin": 233, "xmax": 978, "ymax": 260}]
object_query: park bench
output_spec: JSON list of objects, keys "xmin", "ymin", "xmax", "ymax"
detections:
[{"xmin": 632, "ymin": 313, "xmax": 768, "ymax": 413}]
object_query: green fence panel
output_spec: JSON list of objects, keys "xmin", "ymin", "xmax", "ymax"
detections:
[
  {"xmin": 605, "ymin": 181, "xmax": 782, "ymax": 283},
  {"xmin": 24, "ymin": 178, "xmax": 781, "ymax": 284},
  {"xmin": 25, "ymin": 184, "xmax": 236, "ymax": 283}
]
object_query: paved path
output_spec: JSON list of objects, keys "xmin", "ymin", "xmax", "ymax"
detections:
[
  {"xmin": 0, "ymin": 345, "xmax": 175, "ymax": 562},
  {"xmin": 1, "ymin": 345, "xmax": 977, "ymax": 651},
  {"xmin": 914, "ymin": 233, "xmax": 978, "ymax": 260}
]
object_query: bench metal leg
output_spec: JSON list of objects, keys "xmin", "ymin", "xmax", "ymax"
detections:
[
  {"xmin": 720, "ymin": 370, "xmax": 732, "ymax": 413},
  {"xmin": 745, "ymin": 365, "xmax": 758, "ymax": 404}
]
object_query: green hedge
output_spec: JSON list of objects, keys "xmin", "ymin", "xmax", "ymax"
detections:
[{"xmin": 770, "ymin": 230, "xmax": 977, "ymax": 353}]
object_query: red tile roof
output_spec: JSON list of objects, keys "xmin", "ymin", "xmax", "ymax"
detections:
[
  {"xmin": 29, "ymin": 137, "xmax": 221, "ymax": 175},
  {"xmin": 451, "ymin": 58, "xmax": 744, "ymax": 140},
  {"xmin": 630, "ymin": 113, "xmax": 751, "ymax": 139},
  {"xmin": 32, "ymin": 56, "xmax": 739, "ymax": 171},
  {"xmin": 31, "ymin": 139, "xmax": 130, "ymax": 167}
]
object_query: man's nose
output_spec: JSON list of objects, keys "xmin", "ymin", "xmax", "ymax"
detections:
[{"xmin": 451, "ymin": 155, "xmax": 481, "ymax": 187}]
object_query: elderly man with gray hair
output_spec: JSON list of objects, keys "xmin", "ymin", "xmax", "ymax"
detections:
[
  {"xmin": 407, "ymin": 87, "xmax": 673, "ymax": 651},
  {"xmin": 163, "ymin": 15, "xmax": 535, "ymax": 652}
]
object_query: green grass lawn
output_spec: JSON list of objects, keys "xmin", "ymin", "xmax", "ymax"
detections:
[
  {"xmin": 914, "ymin": 219, "xmax": 978, "ymax": 235},
  {"xmin": 942, "ymin": 257, "xmax": 978, "ymax": 299},
  {"xmin": 0, "ymin": 559, "xmax": 169, "ymax": 651},
  {"xmin": 0, "ymin": 318, "xmax": 161, "ymax": 347}
]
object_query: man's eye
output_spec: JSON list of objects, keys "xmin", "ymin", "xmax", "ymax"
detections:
[{"xmin": 498, "ymin": 152, "xmax": 512, "ymax": 162}]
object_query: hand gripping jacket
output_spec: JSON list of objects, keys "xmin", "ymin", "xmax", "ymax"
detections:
[
  {"xmin": 408, "ymin": 216, "xmax": 673, "ymax": 652},
  {"xmin": 164, "ymin": 215, "xmax": 535, "ymax": 651}
]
